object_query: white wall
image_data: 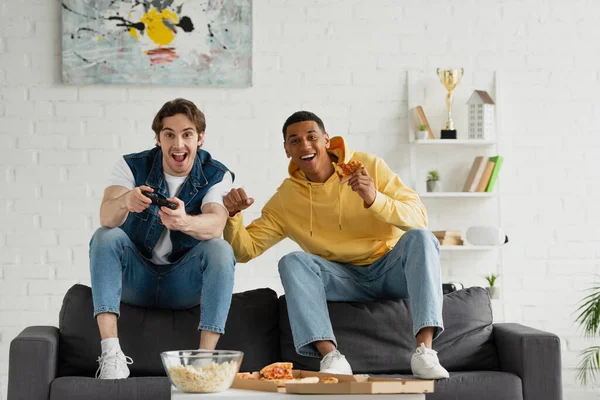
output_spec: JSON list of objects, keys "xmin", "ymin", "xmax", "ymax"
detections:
[{"xmin": 1, "ymin": 0, "xmax": 599, "ymax": 398}]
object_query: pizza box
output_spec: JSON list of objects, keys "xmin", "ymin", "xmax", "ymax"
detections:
[{"xmin": 232, "ymin": 370, "xmax": 434, "ymax": 395}]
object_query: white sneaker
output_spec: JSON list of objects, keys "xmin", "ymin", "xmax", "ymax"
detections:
[
  {"xmin": 96, "ymin": 350, "xmax": 133, "ymax": 379},
  {"xmin": 319, "ymin": 350, "xmax": 353, "ymax": 375},
  {"xmin": 410, "ymin": 343, "xmax": 449, "ymax": 380}
]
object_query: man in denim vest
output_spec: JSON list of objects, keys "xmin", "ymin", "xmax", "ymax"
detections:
[{"xmin": 89, "ymin": 99, "xmax": 235, "ymax": 379}]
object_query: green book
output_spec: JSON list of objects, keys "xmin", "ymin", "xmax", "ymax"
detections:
[{"xmin": 485, "ymin": 156, "xmax": 504, "ymax": 192}]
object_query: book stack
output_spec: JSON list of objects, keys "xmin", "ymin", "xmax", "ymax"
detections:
[
  {"xmin": 462, "ymin": 155, "xmax": 504, "ymax": 192},
  {"xmin": 433, "ymin": 231, "xmax": 463, "ymax": 246}
]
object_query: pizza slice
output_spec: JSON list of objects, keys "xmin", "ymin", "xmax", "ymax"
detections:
[
  {"xmin": 236, "ymin": 372, "xmax": 257, "ymax": 380},
  {"xmin": 263, "ymin": 377, "xmax": 320, "ymax": 387},
  {"xmin": 259, "ymin": 362, "xmax": 294, "ymax": 380},
  {"xmin": 332, "ymin": 160, "xmax": 364, "ymax": 184},
  {"xmin": 319, "ymin": 377, "xmax": 339, "ymax": 384}
]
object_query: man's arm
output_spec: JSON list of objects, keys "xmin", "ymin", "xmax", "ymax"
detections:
[
  {"xmin": 100, "ymin": 185, "xmax": 153, "ymax": 228},
  {"xmin": 223, "ymin": 189, "xmax": 286, "ymax": 263},
  {"xmin": 348, "ymin": 159, "xmax": 427, "ymax": 230},
  {"xmin": 159, "ymin": 200, "xmax": 228, "ymax": 240}
]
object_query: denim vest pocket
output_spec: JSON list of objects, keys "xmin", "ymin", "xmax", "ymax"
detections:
[{"xmin": 132, "ymin": 210, "xmax": 150, "ymax": 221}]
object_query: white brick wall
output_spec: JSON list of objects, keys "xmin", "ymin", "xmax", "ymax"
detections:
[{"xmin": 1, "ymin": 0, "xmax": 599, "ymax": 398}]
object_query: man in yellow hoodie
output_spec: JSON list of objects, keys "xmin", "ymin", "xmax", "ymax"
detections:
[{"xmin": 223, "ymin": 111, "xmax": 449, "ymax": 380}]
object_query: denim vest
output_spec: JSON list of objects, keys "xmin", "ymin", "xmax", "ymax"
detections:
[{"xmin": 120, "ymin": 147, "xmax": 232, "ymax": 262}]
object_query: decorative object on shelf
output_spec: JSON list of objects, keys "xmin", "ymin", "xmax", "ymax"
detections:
[
  {"xmin": 462, "ymin": 156, "xmax": 487, "ymax": 192},
  {"xmin": 414, "ymin": 106, "xmax": 434, "ymax": 139},
  {"xmin": 426, "ymin": 170, "xmax": 441, "ymax": 192},
  {"xmin": 433, "ymin": 230, "xmax": 463, "ymax": 246},
  {"xmin": 484, "ymin": 155, "xmax": 504, "ymax": 192},
  {"xmin": 416, "ymin": 125, "xmax": 429, "ymax": 140},
  {"xmin": 461, "ymin": 154, "xmax": 503, "ymax": 193},
  {"xmin": 475, "ymin": 158, "xmax": 496, "ymax": 192},
  {"xmin": 467, "ymin": 90, "xmax": 495, "ymax": 140},
  {"xmin": 466, "ymin": 226, "xmax": 508, "ymax": 246},
  {"xmin": 436, "ymin": 68, "xmax": 464, "ymax": 139},
  {"xmin": 61, "ymin": 0, "xmax": 252, "ymax": 86},
  {"xmin": 484, "ymin": 273, "xmax": 500, "ymax": 299},
  {"xmin": 575, "ymin": 279, "xmax": 600, "ymax": 385}
]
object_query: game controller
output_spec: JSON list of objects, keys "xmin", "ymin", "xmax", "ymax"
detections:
[{"xmin": 142, "ymin": 191, "xmax": 178, "ymax": 210}]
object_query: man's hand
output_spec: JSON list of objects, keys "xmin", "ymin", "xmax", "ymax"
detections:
[
  {"xmin": 348, "ymin": 167, "xmax": 377, "ymax": 207},
  {"xmin": 124, "ymin": 185, "xmax": 154, "ymax": 213},
  {"xmin": 223, "ymin": 188, "xmax": 255, "ymax": 217},
  {"xmin": 158, "ymin": 197, "xmax": 189, "ymax": 231}
]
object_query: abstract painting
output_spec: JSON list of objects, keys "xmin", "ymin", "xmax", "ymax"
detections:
[{"xmin": 62, "ymin": 0, "xmax": 252, "ymax": 86}]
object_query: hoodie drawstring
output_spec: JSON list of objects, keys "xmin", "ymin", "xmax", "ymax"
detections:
[
  {"xmin": 308, "ymin": 183, "xmax": 313, "ymax": 237},
  {"xmin": 338, "ymin": 184, "xmax": 342, "ymax": 230}
]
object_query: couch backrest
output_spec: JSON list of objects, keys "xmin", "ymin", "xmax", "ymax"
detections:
[
  {"xmin": 279, "ymin": 287, "xmax": 499, "ymax": 374},
  {"xmin": 58, "ymin": 284, "xmax": 280, "ymax": 377}
]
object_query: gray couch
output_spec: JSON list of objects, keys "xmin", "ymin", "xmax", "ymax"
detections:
[{"xmin": 8, "ymin": 284, "xmax": 562, "ymax": 400}]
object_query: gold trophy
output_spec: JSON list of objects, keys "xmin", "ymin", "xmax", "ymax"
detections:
[{"xmin": 436, "ymin": 68, "xmax": 464, "ymax": 139}]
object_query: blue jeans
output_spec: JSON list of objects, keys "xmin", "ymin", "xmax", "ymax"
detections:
[
  {"xmin": 89, "ymin": 227, "xmax": 236, "ymax": 334},
  {"xmin": 278, "ymin": 228, "xmax": 443, "ymax": 357}
]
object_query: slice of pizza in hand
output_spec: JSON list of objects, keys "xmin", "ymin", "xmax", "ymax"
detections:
[
  {"xmin": 332, "ymin": 160, "xmax": 364, "ymax": 184},
  {"xmin": 259, "ymin": 362, "xmax": 294, "ymax": 380}
]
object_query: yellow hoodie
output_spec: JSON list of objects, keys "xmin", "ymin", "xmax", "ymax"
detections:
[{"xmin": 223, "ymin": 137, "xmax": 428, "ymax": 266}]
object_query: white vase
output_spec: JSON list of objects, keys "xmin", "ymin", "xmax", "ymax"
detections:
[
  {"xmin": 487, "ymin": 286, "xmax": 499, "ymax": 299},
  {"xmin": 416, "ymin": 130, "xmax": 428, "ymax": 140},
  {"xmin": 426, "ymin": 180, "xmax": 441, "ymax": 192}
]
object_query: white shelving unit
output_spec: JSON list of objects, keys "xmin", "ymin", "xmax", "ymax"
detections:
[
  {"xmin": 407, "ymin": 70, "xmax": 505, "ymax": 320},
  {"xmin": 413, "ymin": 139, "xmax": 496, "ymax": 147},
  {"xmin": 441, "ymin": 245, "xmax": 498, "ymax": 251},
  {"xmin": 419, "ymin": 192, "xmax": 497, "ymax": 198}
]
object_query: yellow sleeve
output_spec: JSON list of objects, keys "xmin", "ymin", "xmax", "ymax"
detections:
[
  {"xmin": 366, "ymin": 158, "xmax": 428, "ymax": 230},
  {"xmin": 223, "ymin": 193, "xmax": 287, "ymax": 263}
]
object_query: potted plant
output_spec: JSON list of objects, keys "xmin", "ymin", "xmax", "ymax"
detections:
[
  {"xmin": 416, "ymin": 124, "xmax": 429, "ymax": 140},
  {"xmin": 575, "ymin": 280, "xmax": 600, "ymax": 384},
  {"xmin": 426, "ymin": 170, "xmax": 441, "ymax": 192},
  {"xmin": 484, "ymin": 273, "xmax": 499, "ymax": 299}
]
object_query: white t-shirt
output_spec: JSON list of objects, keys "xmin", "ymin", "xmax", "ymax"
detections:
[{"xmin": 109, "ymin": 157, "xmax": 232, "ymax": 265}]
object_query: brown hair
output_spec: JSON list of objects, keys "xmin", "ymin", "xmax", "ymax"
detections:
[{"xmin": 152, "ymin": 99, "xmax": 206, "ymax": 142}]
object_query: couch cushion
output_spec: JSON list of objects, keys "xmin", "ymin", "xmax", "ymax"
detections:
[
  {"xmin": 50, "ymin": 377, "xmax": 170, "ymax": 400},
  {"xmin": 279, "ymin": 287, "xmax": 499, "ymax": 374},
  {"xmin": 58, "ymin": 284, "xmax": 280, "ymax": 377},
  {"xmin": 373, "ymin": 372, "xmax": 522, "ymax": 400}
]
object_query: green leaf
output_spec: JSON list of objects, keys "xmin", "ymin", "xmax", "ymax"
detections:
[{"xmin": 577, "ymin": 346, "xmax": 600, "ymax": 385}]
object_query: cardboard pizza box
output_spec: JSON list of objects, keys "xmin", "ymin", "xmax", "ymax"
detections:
[
  {"xmin": 232, "ymin": 372, "xmax": 284, "ymax": 393},
  {"xmin": 232, "ymin": 370, "xmax": 434, "ymax": 395}
]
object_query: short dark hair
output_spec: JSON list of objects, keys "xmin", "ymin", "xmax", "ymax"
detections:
[
  {"xmin": 152, "ymin": 98, "xmax": 206, "ymax": 138},
  {"xmin": 282, "ymin": 111, "xmax": 325, "ymax": 140}
]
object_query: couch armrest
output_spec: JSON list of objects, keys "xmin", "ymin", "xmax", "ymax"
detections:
[
  {"xmin": 494, "ymin": 323, "xmax": 562, "ymax": 400},
  {"xmin": 8, "ymin": 326, "xmax": 59, "ymax": 400}
]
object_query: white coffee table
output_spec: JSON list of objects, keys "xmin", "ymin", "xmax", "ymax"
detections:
[{"xmin": 171, "ymin": 387, "xmax": 426, "ymax": 399}]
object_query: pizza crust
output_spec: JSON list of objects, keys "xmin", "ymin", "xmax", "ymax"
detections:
[{"xmin": 333, "ymin": 160, "xmax": 364, "ymax": 183}]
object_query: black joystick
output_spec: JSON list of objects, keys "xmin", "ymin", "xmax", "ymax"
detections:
[{"xmin": 142, "ymin": 191, "xmax": 178, "ymax": 210}]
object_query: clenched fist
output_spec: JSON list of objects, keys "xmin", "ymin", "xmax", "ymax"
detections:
[
  {"xmin": 124, "ymin": 185, "xmax": 153, "ymax": 213},
  {"xmin": 223, "ymin": 188, "xmax": 255, "ymax": 217}
]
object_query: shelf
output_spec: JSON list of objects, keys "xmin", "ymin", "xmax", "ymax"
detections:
[
  {"xmin": 440, "ymin": 245, "xmax": 497, "ymax": 251},
  {"xmin": 412, "ymin": 139, "xmax": 496, "ymax": 146},
  {"xmin": 419, "ymin": 192, "xmax": 497, "ymax": 198}
]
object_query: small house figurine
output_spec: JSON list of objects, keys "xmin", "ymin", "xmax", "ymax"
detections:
[{"xmin": 467, "ymin": 90, "xmax": 495, "ymax": 140}]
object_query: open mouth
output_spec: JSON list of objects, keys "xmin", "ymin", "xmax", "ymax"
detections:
[
  {"xmin": 300, "ymin": 154, "xmax": 316, "ymax": 161},
  {"xmin": 172, "ymin": 152, "xmax": 188, "ymax": 163}
]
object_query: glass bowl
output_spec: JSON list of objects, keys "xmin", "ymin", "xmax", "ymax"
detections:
[{"xmin": 161, "ymin": 350, "xmax": 244, "ymax": 393}]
